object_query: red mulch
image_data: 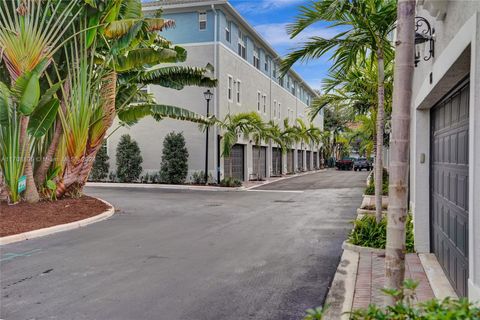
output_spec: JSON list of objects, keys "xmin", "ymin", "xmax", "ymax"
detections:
[{"xmin": 0, "ymin": 196, "xmax": 110, "ymax": 237}]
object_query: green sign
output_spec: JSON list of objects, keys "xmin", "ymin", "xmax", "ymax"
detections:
[{"xmin": 18, "ymin": 175, "xmax": 26, "ymax": 193}]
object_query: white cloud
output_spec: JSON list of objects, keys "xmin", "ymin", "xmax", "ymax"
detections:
[
  {"xmin": 254, "ymin": 22, "xmax": 338, "ymax": 48},
  {"xmin": 235, "ymin": 0, "xmax": 306, "ymax": 14}
]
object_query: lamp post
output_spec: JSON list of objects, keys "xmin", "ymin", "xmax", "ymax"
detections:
[{"xmin": 204, "ymin": 90, "xmax": 213, "ymax": 184}]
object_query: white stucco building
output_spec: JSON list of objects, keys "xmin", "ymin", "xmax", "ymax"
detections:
[
  {"xmin": 410, "ymin": 0, "xmax": 480, "ymax": 299},
  {"xmin": 106, "ymin": 0, "xmax": 323, "ymax": 183}
]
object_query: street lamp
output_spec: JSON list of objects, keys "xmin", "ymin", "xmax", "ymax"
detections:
[
  {"xmin": 204, "ymin": 90, "xmax": 213, "ymax": 184},
  {"xmin": 414, "ymin": 16, "xmax": 435, "ymax": 67}
]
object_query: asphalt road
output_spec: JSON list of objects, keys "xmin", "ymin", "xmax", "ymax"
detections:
[{"xmin": 1, "ymin": 169, "xmax": 368, "ymax": 320}]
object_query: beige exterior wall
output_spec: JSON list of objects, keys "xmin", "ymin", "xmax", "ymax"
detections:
[
  {"xmin": 410, "ymin": 1, "xmax": 480, "ymax": 299},
  {"xmin": 107, "ymin": 42, "xmax": 323, "ymax": 182}
]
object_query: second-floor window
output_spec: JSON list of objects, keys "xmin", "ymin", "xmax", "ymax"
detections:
[
  {"xmin": 257, "ymin": 91, "xmax": 261, "ymax": 111},
  {"xmin": 236, "ymin": 81, "xmax": 241, "ymax": 104},
  {"xmin": 199, "ymin": 12, "xmax": 207, "ymax": 30},
  {"xmin": 278, "ymin": 103, "xmax": 281, "ymax": 119},
  {"xmin": 265, "ymin": 56, "xmax": 269, "ymax": 72},
  {"xmin": 273, "ymin": 100, "xmax": 277, "ymax": 117},
  {"xmin": 238, "ymin": 31, "xmax": 246, "ymax": 59},
  {"xmin": 228, "ymin": 76, "xmax": 233, "ymax": 101},
  {"xmin": 225, "ymin": 21, "xmax": 231, "ymax": 42},
  {"xmin": 253, "ymin": 47, "xmax": 260, "ymax": 69},
  {"xmin": 262, "ymin": 94, "xmax": 267, "ymax": 113}
]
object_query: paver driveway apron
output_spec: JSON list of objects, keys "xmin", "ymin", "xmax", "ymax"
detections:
[{"xmin": 0, "ymin": 170, "xmax": 368, "ymax": 320}]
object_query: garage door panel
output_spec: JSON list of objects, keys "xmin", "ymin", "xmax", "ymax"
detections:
[
  {"xmin": 253, "ymin": 146, "xmax": 267, "ymax": 179},
  {"xmin": 224, "ymin": 144, "xmax": 244, "ymax": 181},
  {"xmin": 431, "ymin": 80, "xmax": 469, "ymax": 297}
]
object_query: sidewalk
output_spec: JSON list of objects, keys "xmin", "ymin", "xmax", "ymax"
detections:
[{"xmin": 352, "ymin": 253, "xmax": 434, "ymax": 310}]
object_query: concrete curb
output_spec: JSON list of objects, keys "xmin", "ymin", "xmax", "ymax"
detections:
[
  {"xmin": 245, "ymin": 169, "xmax": 327, "ymax": 190},
  {"xmin": 323, "ymin": 249, "xmax": 359, "ymax": 320},
  {"xmin": 0, "ymin": 197, "xmax": 115, "ymax": 246},
  {"xmin": 342, "ymin": 241, "xmax": 386, "ymax": 255},
  {"xmin": 86, "ymin": 182, "xmax": 243, "ymax": 192},
  {"xmin": 419, "ymin": 253, "xmax": 458, "ymax": 300}
]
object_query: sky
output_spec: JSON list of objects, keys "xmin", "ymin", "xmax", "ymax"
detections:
[{"xmin": 229, "ymin": 0, "xmax": 336, "ymax": 91}]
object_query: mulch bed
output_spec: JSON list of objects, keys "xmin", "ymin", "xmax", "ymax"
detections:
[{"xmin": 0, "ymin": 196, "xmax": 110, "ymax": 237}]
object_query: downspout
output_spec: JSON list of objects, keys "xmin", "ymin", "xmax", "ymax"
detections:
[{"xmin": 211, "ymin": 4, "xmax": 220, "ymax": 183}]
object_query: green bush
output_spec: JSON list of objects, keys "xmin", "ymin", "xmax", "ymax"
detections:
[
  {"xmin": 220, "ymin": 177, "xmax": 242, "ymax": 187},
  {"xmin": 348, "ymin": 214, "xmax": 415, "ymax": 253},
  {"xmin": 191, "ymin": 171, "xmax": 213, "ymax": 185},
  {"xmin": 365, "ymin": 168, "xmax": 389, "ymax": 196},
  {"xmin": 159, "ymin": 132, "xmax": 189, "ymax": 184},
  {"xmin": 349, "ymin": 280, "xmax": 480, "ymax": 319},
  {"xmin": 116, "ymin": 134, "xmax": 143, "ymax": 183},
  {"xmin": 89, "ymin": 143, "xmax": 109, "ymax": 181}
]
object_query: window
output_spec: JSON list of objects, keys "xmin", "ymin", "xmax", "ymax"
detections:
[
  {"xmin": 227, "ymin": 76, "xmax": 233, "ymax": 101},
  {"xmin": 273, "ymin": 64, "xmax": 277, "ymax": 78},
  {"xmin": 236, "ymin": 80, "xmax": 241, "ymax": 104},
  {"xmin": 279, "ymin": 77, "xmax": 283, "ymax": 87},
  {"xmin": 278, "ymin": 103, "xmax": 281, "ymax": 119},
  {"xmin": 291, "ymin": 81, "xmax": 296, "ymax": 95},
  {"xmin": 225, "ymin": 21, "xmax": 231, "ymax": 42},
  {"xmin": 238, "ymin": 30, "xmax": 246, "ymax": 59},
  {"xmin": 199, "ymin": 12, "xmax": 207, "ymax": 30},
  {"xmin": 257, "ymin": 91, "xmax": 261, "ymax": 111},
  {"xmin": 262, "ymin": 94, "xmax": 267, "ymax": 113},
  {"xmin": 286, "ymin": 77, "xmax": 290, "ymax": 89},
  {"xmin": 264, "ymin": 56, "xmax": 269, "ymax": 72},
  {"xmin": 253, "ymin": 46, "xmax": 260, "ymax": 69},
  {"xmin": 273, "ymin": 100, "xmax": 277, "ymax": 117}
]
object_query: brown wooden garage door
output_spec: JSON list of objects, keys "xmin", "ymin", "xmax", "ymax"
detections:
[
  {"xmin": 224, "ymin": 144, "xmax": 244, "ymax": 180},
  {"xmin": 431, "ymin": 79, "xmax": 469, "ymax": 297},
  {"xmin": 253, "ymin": 146, "xmax": 267, "ymax": 179},
  {"xmin": 272, "ymin": 147, "xmax": 282, "ymax": 176}
]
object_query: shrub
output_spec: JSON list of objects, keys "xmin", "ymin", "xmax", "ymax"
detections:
[
  {"xmin": 191, "ymin": 171, "xmax": 214, "ymax": 185},
  {"xmin": 349, "ymin": 280, "xmax": 480, "ymax": 319},
  {"xmin": 116, "ymin": 134, "xmax": 143, "ymax": 183},
  {"xmin": 348, "ymin": 214, "xmax": 415, "ymax": 253},
  {"xmin": 220, "ymin": 177, "xmax": 242, "ymax": 187},
  {"xmin": 159, "ymin": 132, "xmax": 189, "ymax": 184},
  {"xmin": 89, "ymin": 143, "xmax": 109, "ymax": 181},
  {"xmin": 365, "ymin": 168, "xmax": 389, "ymax": 196}
]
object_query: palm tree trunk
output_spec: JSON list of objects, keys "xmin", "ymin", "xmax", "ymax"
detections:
[
  {"xmin": 34, "ymin": 81, "xmax": 70, "ymax": 187},
  {"xmin": 384, "ymin": 0, "xmax": 415, "ymax": 305},
  {"xmin": 20, "ymin": 116, "xmax": 40, "ymax": 203},
  {"xmin": 375, "ymin": 48, "xmax": 385, "ymax": 222}
]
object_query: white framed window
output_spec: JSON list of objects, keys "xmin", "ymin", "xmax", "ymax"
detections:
[
  {"xmin": 273, "ymin": 100, "xmax": 277, "ymax": 117},
  {"xmin": 262, "ymin": 94, "xmax": 267, "ymax": 113},
  {"xmin": 199, "ymin": 12, "xmax": 207, "ymax": 30},
  {"xmin": 225, "ymin": 21, "xmax": 231, "ymax": 42},
  {"xmin": 257, "ymin": 91, "xmax": 261, "ymax": 111},
  {"xmin": 264, "ymin": 56, "xmax": 269, "ymax": 72},
  {"xmin": 291, "ymin": 81, "xmax": 296, "ymax": 95},
  {"xmin": 238, "ymin": 30, "xmax": 246, "ymax": 59},
  {"xmin": 273, "ymin": 64, "xmax": 277, "ymax": 79},
  {"xmin": 236, "ymin": 80, "xmax": 241, "ymax": 104},
  {"xmin": 253, "ymin": 46, "xmax": 260, "ymax": 69},
  {"xmin": 227, "ymin": 75, "xmax": 233, "ymax": 101},
  {"xmin": 278, "ymin": 102, "xmax": 281, "ymax": 119}
]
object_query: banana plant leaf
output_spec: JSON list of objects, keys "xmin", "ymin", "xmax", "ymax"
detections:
[
  {"xmin": 28, "ymin": 98, "xmax": 60, "ymax": 138},
  {"xmin": 117, "ymin": 103, "xmax": 207, "ymax": 126}
]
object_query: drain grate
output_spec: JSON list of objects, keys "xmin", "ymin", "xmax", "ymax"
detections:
[{"xmin": 273, "ymin": 200, "xmax": 295, "ymax": 203}]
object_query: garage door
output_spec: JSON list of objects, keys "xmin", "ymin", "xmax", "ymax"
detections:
[
  {"xmin": 272, "ymin": 147, "xmax": 282, "ymax": 176},
  {"xmin": 252, "ymin": 146, "xmax": 267, "ymax": 179},
  {"xmin": 431, "ymin": 79, "xmax": 469, "ymax": 297},
  {"xmin": 224, "ymin": 144, "xmax": 244, "ymax": 180},
  {"xmin": 297, "ymin": 150, "xmax": 304, "ymax": 171},
  {"xmin": 306, "ymin": 151, "xmax": 312, "ymax": 171},
  {"xmin": 313, "ymin": 152, "xmax": 318, "ymax": 169},
  {"xmin": 287, "ymin": 150, "xmax": 294, "ymax": 173}
]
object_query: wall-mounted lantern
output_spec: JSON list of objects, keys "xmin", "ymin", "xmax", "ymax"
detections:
[{"xmin": 415, "ymin": 16, "xmax": 435, "ymax": 67}]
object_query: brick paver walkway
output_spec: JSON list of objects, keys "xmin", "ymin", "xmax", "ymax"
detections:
[{"xmin": 352, "ymin": 253, "xmax": 435, "ymax": 310}]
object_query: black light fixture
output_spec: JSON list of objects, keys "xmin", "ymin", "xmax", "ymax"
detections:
[
  {"xmin": 203, "ymin": 90, "xmax": 213, "ymax": 184},
  {"xmin": 414, "ymin": 16, "xmax": 435, "ymax": 67}
]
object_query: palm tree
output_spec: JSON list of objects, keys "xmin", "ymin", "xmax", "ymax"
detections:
[
  {"xmin": 281, "ymin": 0, "xmax": 397, "ymax": 221},
  {"xmin": 384, "ymin": 0, "xmax": 415, "ymax": 305},
  {"xmin": 218, "ymin": 112, "xmax": 258, "ymax": 179}
]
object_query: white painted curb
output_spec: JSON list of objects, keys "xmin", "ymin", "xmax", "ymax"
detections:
[
  {"xmin": 0, "ymin": 197, "xmax": 115, "ymax": 246},
  {"xmin": 244, "ymin": 169, "xmax": 327, "ymax": 190},
  {"xmin": 86, "ymin": 182, "xmax": 243, "ymax": 192}
]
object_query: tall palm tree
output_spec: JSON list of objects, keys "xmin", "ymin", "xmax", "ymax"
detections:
[
  {"xmin": 281, "ymin": 0, "xmax": 397, "ymax": 220},
  {"xmin": 384, "ymin": 0, "xmax": 415, "ymax": 305}
]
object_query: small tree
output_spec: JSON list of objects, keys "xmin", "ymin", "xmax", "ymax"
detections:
[
  {"xmin": 159, "ymin": 132, "xmax": 189, "ymax": 184},
  {"xmin": 116, "ymin": 134, "xmax": 143, "ymax": 183},
  {"xmin": 89, "ymin": 143, "xmax": 110, "ymax": 182}
]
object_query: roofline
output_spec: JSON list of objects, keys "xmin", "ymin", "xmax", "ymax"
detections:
[{"xmin": 142, "ymin": 1, "xmax": 319, "ymax": 97}]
